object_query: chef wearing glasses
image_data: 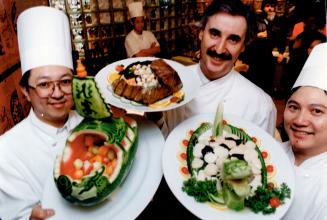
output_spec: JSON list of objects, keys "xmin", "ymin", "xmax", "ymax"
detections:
[{"xmin": 0, "ymin": 6, "xmax": 82, "ymax": 219}]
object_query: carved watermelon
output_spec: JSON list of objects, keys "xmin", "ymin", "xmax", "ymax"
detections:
[
  {"xmin": 54, "ymin": 73, "xmax": 138, "ymax": 206},
  {"xmin": 54, "ymin": 115, "xmax": 137, "ymax": 206},
  {"xmin": 72, "ymin": 76, "xmax": 111, "ymax": 119}
]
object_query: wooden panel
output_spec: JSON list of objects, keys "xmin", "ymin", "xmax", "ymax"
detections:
[
  {"xmin": 0, "ymin": 67, "xmax": 30, "ymax": 134},
  {"xmin": 0, "ymin": 0, "xmax": 19, "ymax": 74}
]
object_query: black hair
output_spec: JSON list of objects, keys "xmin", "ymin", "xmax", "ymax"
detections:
[
  {"xmin": 285, "ymin": 86, "xmax": 300, "ymax": 101},
  {"xmin": 130, "ymin": 17, "xmax": 144, "ymax": 25},
  {"xmin": 262, "ymin": 0, "xmax": 276, "ymax": 7},
  {"xmin": 304, "ymin": 31, "xmax": 326, "ymax": 49},
  {"xmin": 286, "ymin": 86, "xmax": 327, "ymax": 102},
  {"xmin": 200, "ymin": 0, "xmax": 257, "ymax": 46},
  {"xmin": 19, "ymin": 70, "xmax": 31, "ymax": 90}
]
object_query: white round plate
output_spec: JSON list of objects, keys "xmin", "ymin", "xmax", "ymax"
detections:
[
  {"xmin": 95, "ymin": 57, "xmax": 201, "ymax": 112},
  {"xmin": 162, "ymin": 114, "xmax": 295, "ymax": 220},
  {"xmin": 42, "ymin": 120, "xmax": 164, "ymax": 220}
]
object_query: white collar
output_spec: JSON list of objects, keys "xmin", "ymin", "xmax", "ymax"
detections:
[
  {"xmin": 132, "ymin": 30, "xmax": 144, "ymax": 39},
  {"xmin": 29, "ymin": 109, "xmax": 79, "ymax": 146},
  {"xmin": 196, "ymin": 64, "xmax": 235, "ymax": 86},
  {"xmin": 284, "ymin": 141, "xmax": 327, "ymax": 169}
]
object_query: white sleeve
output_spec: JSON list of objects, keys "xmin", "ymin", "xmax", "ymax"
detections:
[
  {"xmin": 0, "ymin": 161, "xmax": 37, "ymax": 220},
  {"xmin": 125, "ymin": 34, "xmax": 139, "ymax": 57},
  {"xmin": 147, "ymin": 31, "xmax": 160, "ymax": 46},
  {"xmin": 263, "ymin": 98, "xmax": 277, "ymax": 136}
]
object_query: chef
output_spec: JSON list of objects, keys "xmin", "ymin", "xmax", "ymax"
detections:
[
  {"xmin": 161, "ymin": 0, "xmax": 276, "ymax": 137},
  {"xmin": 281, "ymin": 42, "xmax": 327, "ymax": 220},
  {"xmin": 124, "ymin": 1, "xmax": 160, "ymax": 58},
  {"xmin": 0, "ymin": 6, "xmax": 82, "ymax": 219}
]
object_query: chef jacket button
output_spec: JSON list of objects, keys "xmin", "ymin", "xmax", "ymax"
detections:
[{"xmin": 304, "ymin": 173, "xmax": 310, "ymax": 178}]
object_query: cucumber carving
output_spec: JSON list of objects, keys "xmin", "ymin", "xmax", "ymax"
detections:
[{"xmin": 54, "ymin": 70, "xmax": 138, "ymax": 206}]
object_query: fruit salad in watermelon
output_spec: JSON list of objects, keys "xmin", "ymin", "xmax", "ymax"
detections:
[{"xmin": 53, "ymin": 67, "xmax": 138, "ymax": 206}]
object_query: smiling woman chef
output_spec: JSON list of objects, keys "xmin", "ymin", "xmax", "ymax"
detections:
[
  {"xmin": 0, "ymin": 7, "xmax": 82, "ymax": 219},
  {"xmin": 281, "ymin": 43, "xmax": 327, "ymax": 220}
]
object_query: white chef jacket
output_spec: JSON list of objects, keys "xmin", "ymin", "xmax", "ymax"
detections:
[
  {"xmin": 0, "ymin": 109, "xmax": 83, "ymax": 220},
  {"xmin": 281, "ymin": 142, "xmax": 327, "ymax": 220},
  {"xmin": 125, "ymin": 30, "xmax": 160, "ymax": 57},
  {"xmin": 163, "ymin": 64, "xmax": 277, "ymax": 137}
]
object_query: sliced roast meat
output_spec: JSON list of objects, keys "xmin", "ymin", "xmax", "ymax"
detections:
[
  {"xmin": 111, "ymin": 59, "xmax": 183, "ymax": 105},
  {"xmin": 150, "ymin": 59, "xmax": 183, "ymax": 93}
]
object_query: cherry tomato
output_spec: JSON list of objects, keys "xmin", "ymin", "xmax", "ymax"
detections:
[
  {"xmin": 170, "ymin": 96, "xmax": 180, "ymax": 103},
  {"xmin": 180, "ymin": 153, "xmax": 187, "ymax": 160},
  {"xmin": 269, "ymin": 197, "xmax": 281, "ymax": 208},
  {"xmin": 261, "ymin": 151, "xmax": 268, "ymax": 159},
  {"xmin": 252, "ymin": 137, "xmax": 257, "ymax": 143},
  {"xmin": 115, "ymin": 65, "xmax": 124, "ymax": 72},
  {"xmin": 182, "ymin": 139, "xmax": 189, "ymax": 146},
  {"xmin": 181, "ymin": 167, "xmax": 189, "ymax": 175},
  {"xmin": 267, "ymin": 165, "xmax": 274, "ymax": 173}
]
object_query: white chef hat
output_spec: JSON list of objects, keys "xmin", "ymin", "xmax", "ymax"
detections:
[
  {"xmin": 17, "ymin": 6, "xmax": 73, "ymax": 75},
  {"xmin": 127, "ymin": 2, "xmax": 144, "ymax": 19},
  {"xmin": 292, "ymin": 42, "xmax": 327, "ymax": 91}
]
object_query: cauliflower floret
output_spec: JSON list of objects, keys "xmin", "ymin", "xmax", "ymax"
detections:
[
  {"xmin": 204, "ymin": 152, "xmax": 216, "ymax": 164},
  {"xmin": 244, "ymin": 148, "xmax": 262, "ymax": 174},
  {"xmin": 210, "ymin": 136, "xmax": 224, "ymax": 147},
  {"xmin": 223, "ymin": 139, "xmax": 237, "ymax": 149},
  {"xmin": 213, "ymin": 146, "xmax": 229, "ymax": 159},
  {"xmin": 193, "ymin": 143, "xmax": 205, "ymax": 158},
  {"xmin": 245, "ymin": 140, "xmax": 256, "ymax": 149},
  {"xmin": 249, "ymin": 174, "xmax": 262, "ymax": 194},
  {"xmin": 198, "ymin": 137, "xmax": 210, "ymax": 145},
  {"xmin": 192, "ymin": 157, "xmax": 204, "ymax": 169},
  {"xmin": 229, "ymin": 144, "xmax": 246, "ymax": 155},
  {"xmin": 204, "ymin": 163, "xmax": 218, "ymax": 176},
  {"xmin": 196, "ymin": 170, "xmax": 207, "ymax": 181}
]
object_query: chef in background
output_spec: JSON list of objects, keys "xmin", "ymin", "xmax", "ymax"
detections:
[
  {"xmin": 281, "ymin": 43, "xmax": 327, "ymax": 220},
  {"xmin": 124, "ymin": 1, "xmax": 160, "ymax": 58},
  {"xmin": 0, "ymin": 6, "xmax": 82, "ymax": 219}
]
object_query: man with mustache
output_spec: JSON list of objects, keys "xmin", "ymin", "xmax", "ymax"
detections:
[{"xmin": 161, "ymin": 0, "xmax": 277, "ymax": 137}]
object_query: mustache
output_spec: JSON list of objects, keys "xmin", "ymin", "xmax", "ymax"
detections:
[{"xmin": 206, "ymin": 49, "xmax": 232, "ymax": 60}]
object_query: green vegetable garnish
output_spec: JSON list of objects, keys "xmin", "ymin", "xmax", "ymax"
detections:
[
  {"xmin": 182, "ymin": 178, "xmax": 220, "ymax": 203},
  {"xmin": 245, "ymin": 183, "xmax": 291, "ymax": 214},
  {"xmin": 223, "ymin": 159, "xmax": 252, "ymax": 180}
]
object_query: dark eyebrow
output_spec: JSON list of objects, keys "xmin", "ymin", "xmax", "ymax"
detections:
[
  {"xmin": 208, "ymin": 28, "xmax": 221, "ymax": 36},
  {"xmin": 228, "ymin": 34, "xmax": 242, "ymax": 42},
  {"xmin": 208, "ymin": 28, "xmax": 241, "ymax": 42},
  {"xmin": 287, "ymin": 99, "xmax": 327, "ymax": 109}
]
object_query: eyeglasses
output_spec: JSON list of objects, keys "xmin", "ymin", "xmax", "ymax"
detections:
[{"xmin": 28, "ymin": 78, "xmax": 72, "ymax": 98}]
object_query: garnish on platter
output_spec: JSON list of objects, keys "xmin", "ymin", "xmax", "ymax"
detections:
[
  {"xmin": 54, "ymin": 60, "xmax": 138, "ymax": 206},
  {"xmin": 107, "ymin": 59, "xmax": 184, "ymax": 108},
  {"xmin": 179, "ymin": 103, "xmax": 291, "ymax": 214}
]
